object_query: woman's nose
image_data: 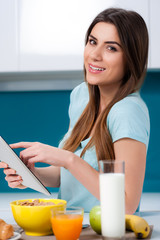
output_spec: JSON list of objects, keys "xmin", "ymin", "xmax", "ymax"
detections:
[{"xmin": 90, "ymin": 46, "xmax": 103, "ymax": 61}]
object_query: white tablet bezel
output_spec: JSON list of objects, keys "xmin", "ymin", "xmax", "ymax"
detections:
[{"xmin": 0, "ymin": 136, "xmax": 51, "ymax": 196}]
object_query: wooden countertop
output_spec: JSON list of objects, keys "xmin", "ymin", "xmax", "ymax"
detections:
[{"xmin": 13, "ymin": 224, "xmax": 153, "ymax": 240}]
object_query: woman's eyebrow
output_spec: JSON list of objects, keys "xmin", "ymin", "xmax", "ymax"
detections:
[
  {"xmin": 89, "ymin": 34, "xmax": 97, "ymax": 40},
  {"xmin": 105, "ymin": 41, "xmax": 122, "ymax": 48},
  {"xmin": 89, "ymin": 35, "xmax": 122, "ymax": 48}
]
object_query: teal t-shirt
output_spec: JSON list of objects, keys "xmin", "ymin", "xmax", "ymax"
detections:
[{"xmin": 58, "ymin": 82, "xmax": 150, "ymax": 212}]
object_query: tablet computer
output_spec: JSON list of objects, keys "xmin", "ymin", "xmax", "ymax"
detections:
[{"xmin": 0, "ymin": 136, "xmax": 51, "ymax": 196}]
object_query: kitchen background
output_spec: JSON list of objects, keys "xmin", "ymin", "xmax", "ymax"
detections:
[{"xmin": 0, "ymin": 0, "xmax": 160, "ymax": 194}]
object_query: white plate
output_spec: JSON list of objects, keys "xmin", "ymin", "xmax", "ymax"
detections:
[{"xmin": 10, "ymin": 232, "xmax": 21, "ymax": 240}]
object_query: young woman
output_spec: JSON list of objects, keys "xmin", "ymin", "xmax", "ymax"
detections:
[{"xmin": 0, "ymin": 8, "xmax": 150, "ymax": 214}]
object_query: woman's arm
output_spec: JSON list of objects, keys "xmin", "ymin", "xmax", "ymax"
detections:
[
  {"xmin": 34, "ymin": 166, "xmax": 60, "ymax": 188},
  {"xmin": 113, "ymin": 138, "xmax": 146, "ymax": 214},
  {"xmin": 66, "ymin": 153, "xmax": 100, "ymax": 199}
]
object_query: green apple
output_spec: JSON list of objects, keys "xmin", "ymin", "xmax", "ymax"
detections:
[{"xmin": 89, "ymin": 205, "xmax": 101, "ymax": 234}]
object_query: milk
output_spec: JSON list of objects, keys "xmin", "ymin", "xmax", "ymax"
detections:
[{"xmin": 100, "ymin": 173, "xmax": 125, "ymax": 238}]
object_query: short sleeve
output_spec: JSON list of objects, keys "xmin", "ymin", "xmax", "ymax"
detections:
[{"xmin": 107, "ymin": 93, "xmax": 150, "ymax": 150}]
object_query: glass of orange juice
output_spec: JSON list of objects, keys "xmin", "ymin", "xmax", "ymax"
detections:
[{"xmin": 51, "ymin": 206, "xmax": 84, "ymax": 240}]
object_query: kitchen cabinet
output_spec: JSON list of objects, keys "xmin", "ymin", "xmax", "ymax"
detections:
[
  {"xmin": 150, "ymin": 0, "xmax": 160, "ymax": 68},
  {"xmin": 0, "ymin": 0, "xmax": 18, "ymax": 71},
  {"xmin": 0, "ymin": 0, "xmax": 159, "ymax": 72}
]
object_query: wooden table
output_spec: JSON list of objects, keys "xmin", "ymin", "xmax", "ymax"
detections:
[
  {"xmin": 13, "ymin": 224, "xmax": 153, "ymax": 240},
  {"xmin": 0, "ymin": 192, "xmax": 159, "ymax": 239}
]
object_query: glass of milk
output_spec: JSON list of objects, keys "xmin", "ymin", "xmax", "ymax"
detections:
[{"xmin": 99, "ymin": 160, "xmax": 125, "ymax": 239}]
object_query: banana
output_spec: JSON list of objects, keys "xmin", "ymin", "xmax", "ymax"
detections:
[{"xmin": 125, "ymin": 214, "xmax": 150, "ymax": 239}]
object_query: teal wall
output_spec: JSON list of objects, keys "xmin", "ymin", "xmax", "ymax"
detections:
[
  {"xmin": 141, "ymin": 70, "xmax": 160, "ymax": 192},
  {"xmin": 0, "ymin": 90, "xmax": 70, "ymax": 193},
  {"xmin": 0, "ymin": 70, "xmax": 160, "ymax": 193}
]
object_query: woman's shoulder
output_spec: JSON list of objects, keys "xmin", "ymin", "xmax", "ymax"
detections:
[
  {"xmin": 70, "ymin": 82, "xmax": 89, "ymax": 110},
  {"xmin": 70, "ymin": 82, "xmax": 89, "ymax": 100},
  {"xmin": 107, "ymin": 92, "xmax": 150, "ymax": 148},
  {"xmin": 109, "ymin": 92, "xmax": 149, "ymax": 117}
]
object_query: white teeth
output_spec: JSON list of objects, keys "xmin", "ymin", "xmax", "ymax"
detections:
[{"xmin": 89, "ymin": 65, "xmax": 105, "ymax": 71}]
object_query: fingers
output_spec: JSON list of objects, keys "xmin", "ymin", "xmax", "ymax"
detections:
[
  {"xmin": 0, "ymin": 154, "xmax": 24, "ymax": 189},
  {"xmin": 4, "ymin": 168, "xmax": 16, "ymax": 175},
  {"xmin": 4, "ymin": 172, "xmax": 23, "ymax": 188},
  {"xmin": 5, "ymin": 174, "xmax": 22, "ymax": 183},
  {"xmin": 20, "ymin": 147, "xmax": 37, "ymax": 161},
  {"xmin": 10, "ymin": 141, "xmax": 49, "ymax": 166},
  {"xmin": 28, "ymin": 156, "xmax": 40, "ymax": 165},
  {"xmin": 3, "ymin": 167, "xmax": 21, "ymax": 183},
  {"xmin": 10, "ymin": 142, "xmax": 38, "ymax": 167},
  {"xmin": 8, "ymin": 181, "xmax": 26, "ymax": 189},
  {"xmin": 0, "ymin": 162, "xmax": 8, "ymax": 168},
  {"xmin": 3, "ymin": 170, "xmax": 26, "ymax": 189},
  {"xmin": 10, "ymin": 142, "xmax": 35, "ymax": 149}
]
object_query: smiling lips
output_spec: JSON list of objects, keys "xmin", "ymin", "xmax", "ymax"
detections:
[{"xmin": 88, "ymin": 64, "xmax": 106, "ymax": 73}]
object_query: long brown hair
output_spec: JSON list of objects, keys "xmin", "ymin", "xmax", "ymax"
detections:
[{"xmin": 63, "ymin": 8, "xmax": 149, "ymax": 161}]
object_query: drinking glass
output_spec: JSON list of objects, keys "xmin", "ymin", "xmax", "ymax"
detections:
[
  {"xmin": 99, "ymin": 160, "xmax": 125, "ymax": 239},
  {"xmin": 51, "ymin": 206, "xmax": 84, "ymax": 240}
]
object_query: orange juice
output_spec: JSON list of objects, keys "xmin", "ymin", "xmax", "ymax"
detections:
[{"xmin": 51, "ymin": 214, "xmax": 83, "ymax": 240}]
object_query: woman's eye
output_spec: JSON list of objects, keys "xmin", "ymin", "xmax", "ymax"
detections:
[
  {"xmin": 89, "ymin": 39, "xmax": 96, "ymax": 45},
  {"xmin": 107, "ymin": 46, "xmax": 117, "ymax": 52}
]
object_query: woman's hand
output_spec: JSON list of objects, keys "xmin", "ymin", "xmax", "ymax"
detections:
[
  {"xmin": 10, "ymin": 142, "xmax": 72, "ymax": 169},
  {"xmin": 0, "ymin": 161, "xmax": 26, "ymax": 189}
]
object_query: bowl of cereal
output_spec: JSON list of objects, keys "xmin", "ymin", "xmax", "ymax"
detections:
[{"xmin": 10, "ymin": 198, "xmax": 67, "ymax": 236}]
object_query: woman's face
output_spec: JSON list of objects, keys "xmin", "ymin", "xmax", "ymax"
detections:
[{"xmin": 84, "ymin": 22, "xmax": 126, "ymax": 91}]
